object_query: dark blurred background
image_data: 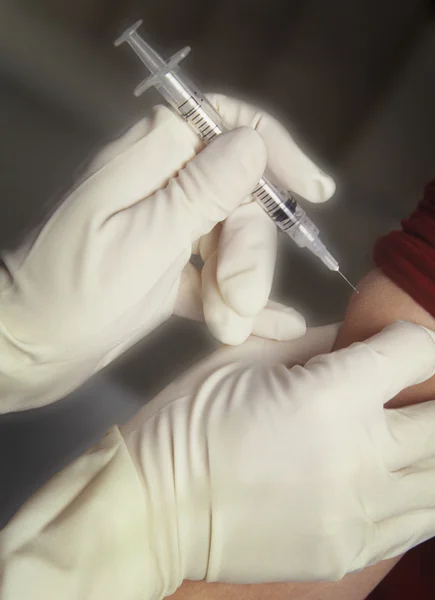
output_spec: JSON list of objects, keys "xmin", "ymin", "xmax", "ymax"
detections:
[{"xmin": 1, "ymin": 0, "xmax": 435, "ymax": 525}]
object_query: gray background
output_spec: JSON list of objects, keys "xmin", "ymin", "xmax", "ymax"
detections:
[{"xmin": 1, "ymin": 0, "xmax": 435, "ymax": 526}]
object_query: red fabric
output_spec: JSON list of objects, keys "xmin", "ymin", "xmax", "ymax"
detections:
[
  {"xmin": 368, "ymin": 179, "xmax": 435, "ymax": 598},
  {"xmin": 373, "ymin": 179, "xmax": 435, "ymax": 319},
  {"xmin": 367, "ymin": 540, "xmax": 435, "ymax": 600}
]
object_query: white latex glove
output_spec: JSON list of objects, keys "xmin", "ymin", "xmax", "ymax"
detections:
[
  {"xmin": 0, "ymin": 94, "xmax": 334, "ymax": 413},
  {"xmin": 119, "ymin": 321, "xmax": 435, "ymax": 588},
  {"xmin": 3, "ymin": 322, "xmax": 435, "ymax": 600},
  {"xmin": 0, "ymin": 324, "xmax": 338, "ymax": 600}
]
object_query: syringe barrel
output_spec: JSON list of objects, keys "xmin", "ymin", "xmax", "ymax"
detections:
[
  {"xmin": 157, "ymin": 70, "xmax": 226, "ymax": 141},
  {"xmin": 251, "ymin": 177, "xmax": 313, "ymax": 240},
  {"xmin": 115, "ymin": 24, "xmax": 339, "ymax": 272},
  {"xmin": 160, "ymin": 71, "xmax": 338, "ymax": 269}
]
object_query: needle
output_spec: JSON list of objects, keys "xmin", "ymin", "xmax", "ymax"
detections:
[{"xmin": 338, "ymin": 270, "xmax": 359, "ymax": 294}]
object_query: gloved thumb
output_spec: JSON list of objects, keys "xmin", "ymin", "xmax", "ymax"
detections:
[{"xmin": 144, "ymin": 126, "xmax": 267, "ymax": 245}]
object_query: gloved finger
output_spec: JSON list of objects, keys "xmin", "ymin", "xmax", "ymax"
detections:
[
  {"xmin": 201, "ymin": 250, "xmax": 255, "ymax": 344},
  {"xmin": 207, "ymin": 324, "xmax": 338, "ymax": 369},
  {"xmin": 84, "ymin": 105, "xmax": 203, "ymax": 184},
  {"xmin": 128, "ymin": 127, "xmax": 267, "ymax": 251},
  {"xmin": 207, "ymin": 93, "xmax": 336, "ymax": 203},
  {"xmin": 251, "ymin": 323, "xmax": 338, "ymax": 367},
  {"xmin": 363, "ymin": 322, "xmax": 435, "ymax": 403},
  {"xmin": 215, "ymin": 202, "xmax": 277, "ymax": 317},
  {"xmin": 84, "ymin": 118, "xmax": 157, "ymax": 178},
  {"xmin": 195, "ymin": 207, "xmax": 276, "ymax": 321},
  {"xmin": 201, "ymin": 251, "xmax": 305, "ymax": 344},
  {"xmin": 250, "ymin": 300, "xmax": 306, "ymax": 341},
  {"xmin": 79, "ymin": 106, "xmax": 201, "ymax": 216},
  {"xmin": 382, "ymin": 401, "xmax": 435, "ymax": 471},
  {"xmin": 304, "ymin": 322, "xmax": 435, "ymax": 408},
  {"xmin": 105, "ymin": 126, "xmax": 266, "ymax": 279},
  {"xmin": 175, "ymin": 262, "xmax": 306, "ymax": 344},
  {"xmin": 369, "ymin": 510, "xmax": 435, "ymax": 567}
]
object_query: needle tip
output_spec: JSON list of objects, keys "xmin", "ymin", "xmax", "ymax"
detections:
[{"xmin": 337, "ymin": 270, "xmax": 359, "ymax": 293}]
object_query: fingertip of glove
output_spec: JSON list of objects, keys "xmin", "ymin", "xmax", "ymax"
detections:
[
  {"xmin": 417, "ymin": 324, "xmax": 435, "ymax": 344},
  {"xmin": 319, "ymin": 172, "xmax": 336, "ymax": 201},
  {"xmin": 271, "ymin": 306, "xmax": 307, "ymax": 341},
  {"xmin": 385, "ymin": 320, "xmax": 435, "ymax": 344},
  {"xmin": 252, "ymin": 302, "xmax": 307, "ymax": 341},
  {"xmin": 209, "ymin": 319, "xmax": 252, "ymax": 346},
  {"xmin": 370, "ymin": 320, "xmax": 435, "ymax": 383},
  {"xmin": 306, "ymin": 172, "xmax": 336, "ymax": 203},
  {"xmin": 402, "ymin": 321, "xmax": 435, "ymax": 382}
]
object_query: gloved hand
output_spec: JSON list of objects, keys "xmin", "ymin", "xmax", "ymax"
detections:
[
  {"xmin": 0, "ymin": 94, "xmax": 334, "ymax": 412},
  {"xmin": 121, "ymin": 321, "xmax": 435, "ymax": 591},
  {"xmin": 3, "ymin": 321, "xmax": 435, "ymax": 600}
]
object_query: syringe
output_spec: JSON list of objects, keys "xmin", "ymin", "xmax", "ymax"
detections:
[{"xmin": 115, "ymin": 20, "xmax": 357, "ymax": 291}]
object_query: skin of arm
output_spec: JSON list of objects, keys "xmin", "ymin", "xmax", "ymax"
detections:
[
  {"xmin": 169, "ymin": 267, "xmax": 435, "ymax": 600},
  {"xmin": 334, "ymin": 268, "xmax": 435, "ymax": 407}
]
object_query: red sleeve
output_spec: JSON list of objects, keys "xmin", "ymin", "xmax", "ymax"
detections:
[{"xmin": 373, "ymin": 179, "xmax": 435, "ymax": 318}]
